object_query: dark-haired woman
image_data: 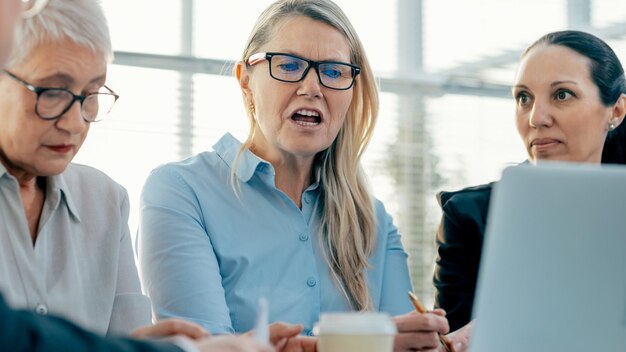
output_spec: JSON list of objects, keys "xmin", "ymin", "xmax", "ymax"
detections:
[{"xmin": 434, "ymin": 30, "xmax": 626, "ymax": 332}]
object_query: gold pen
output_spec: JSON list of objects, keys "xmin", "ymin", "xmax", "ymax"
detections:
[{"xmin": 408, "ymin": 291, "xmax": 452, "ymax": 352}]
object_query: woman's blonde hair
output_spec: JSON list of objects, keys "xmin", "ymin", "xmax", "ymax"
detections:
[{"xmin": 235, "ymin": 0, "xmax": 379, "ymax": 310}]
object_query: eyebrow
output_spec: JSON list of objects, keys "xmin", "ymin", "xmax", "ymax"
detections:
[
  {"xmin": 550, "ymin": 80, "xmax": 578, "ymax": 87},
  {"xmin": 513, "ymin": 80, "xmax": 578, "ymax": 89},
  {"xmin": 276, "ymin": 51, "xmax": 350, "ymax": 63},
  {"xmin": 512, "ymin": 80, "xmax": 579, "ymax": 92},
  {"xmin": 512, "ymin": 84, "xmax": 529, "ymax": 90}
]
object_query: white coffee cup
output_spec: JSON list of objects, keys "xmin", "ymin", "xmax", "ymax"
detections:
[{"xmin": 315, "ymin": 312, "xmax": 397, "ymax": 352}]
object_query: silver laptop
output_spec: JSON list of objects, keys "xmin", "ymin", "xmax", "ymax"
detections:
[{"xmin": 470, "ymin": 162, "xmax": 626, "ymax": 352}]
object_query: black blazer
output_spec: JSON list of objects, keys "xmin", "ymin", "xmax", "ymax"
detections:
[
  {"xmin": 433, "ymin": 182, "xmax": 493, "ymax": 332},
  {"xmin": 0, "ymin": 293, "xmax": 180, "ymax": 352}
]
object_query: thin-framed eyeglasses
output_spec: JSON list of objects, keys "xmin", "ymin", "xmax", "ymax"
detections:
[
  {"xmin": 2, "ymin": 70, "xmax": 119, "ymax": 122},
  {"xmin": 247, "ymin": 52, "xmax": 361, "ymax": 90},
  {"xmin": 21, "ymin": 0, "xmax": 49, "ymax": 18}
]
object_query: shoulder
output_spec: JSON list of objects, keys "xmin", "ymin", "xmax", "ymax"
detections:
[
  {"xmin": 62, "ymin": 163, "xmax": 126, "ymax": 198},
  {"xmin": 147, "ymin": 152, "xmax": 221, "ymax": 184},
  {"xmin": 437, "ymin": 182, "xmax": 495, "ymax": 229},
  {"xmin": 372, "ymin": 197, "xmax": 391, "ymax": 220},
  {"xmin": 63, "ymin": 163, "xmax": 120, "ymax": 184},
  {"xmin": 438, "ymin": 183, "xmax": 494, "ymax": 212},
  {"xmin": 59, "ymin": 164, "xmax": 129, "ymax": 225},
  {"xmin": 371, "ymin": 198, "xmax": 399, "ymax": 235},
  {"xmin": 142, "ymin": 152, "xmax": 228, "ymax": 202},
  {"xmin": 152, "ymin": 152, "xmax": 221, "ymax": 175}
]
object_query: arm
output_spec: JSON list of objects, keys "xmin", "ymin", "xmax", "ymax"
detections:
[
  {"xmin": 433, "ymin": 194, "xmax": 485, "ymax": 332},
  {"xmin": 377, "ymin": 206, "xmax": 414, "ymax": 315},
  {"xmin": 137, "ymin": 167, "xmax": 233, "ymax": 334},
  {"xmin": 0, "ymin": 293, "xmax": 181, "ymax": 352},
  {"xmin": 375, "ymin": 203, "xmax": 449, "ymax": 352},
  {"xmin": 108, "ymin": 189, "xmax": 153, "ymax": 335}
]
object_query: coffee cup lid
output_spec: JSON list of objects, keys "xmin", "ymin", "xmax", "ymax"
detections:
[{"xmin": 314, "ymin": 312, "xmax": 397, "ymax": 335}]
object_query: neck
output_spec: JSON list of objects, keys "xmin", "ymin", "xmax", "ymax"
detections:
[
  {"xmin": 251, "ymin": 145, "xmax": 316, "ymax": 208},
  {"xmin": 274, "ymin": 160, "xmax": 315, "ymax": 208},
  {"xmin": 0, "ymin": 153, "xmax": 38, "ymax": 188},
  {"xmin": 0, "ymin": 152, "xmax": 45, "ymax": 244}
]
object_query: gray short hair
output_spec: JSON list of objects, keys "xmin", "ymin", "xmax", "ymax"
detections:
[{"xmin": 6, "ymin": 0, "xmax": 112, "ymax": 67}]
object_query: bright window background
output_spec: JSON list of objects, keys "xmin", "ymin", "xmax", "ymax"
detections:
[{"xmin": 74, "ymin": 0, "xmax": 626, "ymax": 307}]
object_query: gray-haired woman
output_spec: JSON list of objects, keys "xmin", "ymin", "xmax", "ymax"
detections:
[{"xmin": 0, "ymin": 0, "xmax": 207, "ymax": 339}]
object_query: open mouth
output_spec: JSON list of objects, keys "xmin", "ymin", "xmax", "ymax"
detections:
[{"xmin": 291, "ymin": 109, "xmax": 321, "ymax": 127}]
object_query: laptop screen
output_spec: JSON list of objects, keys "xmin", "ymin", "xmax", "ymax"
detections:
[{"xmin": 470, "ymin": 162, "xmax": 626, "ymax": 352}]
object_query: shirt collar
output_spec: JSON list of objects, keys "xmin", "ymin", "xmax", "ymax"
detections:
[
  {"xmin": 0, "ymin": 161, "xmax": 10, "ymax": 179},
  {"xmin": 0, "ymin": 161, "xmax": 81, "ymax": 221},
  {"xmin": 213, "ymin": 133, "xmax": 273, "ymax": 183},
  {"xmin": 213, "ymin": 133, "xmax": 323, "ymax": 192},
  {"xmin": 47, "ymin": 172, "xmax": 81, "ymax": 222}
]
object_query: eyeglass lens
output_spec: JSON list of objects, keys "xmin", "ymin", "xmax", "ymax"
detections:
[
  {"xmin": 37, "ymin": 89, "xmax": 116, "ymax": 122},
  {"xmin": 269, "ymin": 54, "xmax": 356, "ymax": 89}
]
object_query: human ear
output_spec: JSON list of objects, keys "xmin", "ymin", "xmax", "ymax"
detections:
[
  {"xmin": 236, "ymin": 61, "xmax": 254, "ymax": 106},
  {"xmin": 609, "ymin": 93, "xmax": 626, "ymax": 128}
]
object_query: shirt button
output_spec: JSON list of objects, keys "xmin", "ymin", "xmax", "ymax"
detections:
[
  {"xmin": 307, "ymin": 277, "xmax": 317, "ymax": 287},
  {"xmin": 304, "ymin": 196, "xmax": 311, "ymax": 204},
  {"xmin": 35, "ymin": 303, "xmax": 48, "ymax": 315},
  {"xmin": 299, "ymin": 233, "xmax": 309, "ymax": 242}
]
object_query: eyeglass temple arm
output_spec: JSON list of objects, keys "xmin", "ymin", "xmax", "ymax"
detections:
[{"xmin": 247, "ymin": 53, "xmax": 268, "ymax": 65}]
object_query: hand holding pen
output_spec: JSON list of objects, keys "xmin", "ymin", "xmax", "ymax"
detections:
[
  {"xmin": 391, "ymin": 293, "xmax": 451, "ymax": 352},
  {"xmin": 408, "ymin": 292, "xmax": 453, "ymax": 352}
]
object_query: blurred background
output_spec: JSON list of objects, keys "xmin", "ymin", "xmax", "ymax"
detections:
[{"xmin": 75, "ymin": 0, "xmax": 626, "ymax": 306}]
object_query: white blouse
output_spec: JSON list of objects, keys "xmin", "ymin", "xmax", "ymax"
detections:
[{"xmin": 0, "ymin": 162, "xmax": 151, "ymax": 335}]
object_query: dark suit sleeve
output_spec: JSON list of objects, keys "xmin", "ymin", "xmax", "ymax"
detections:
[
  {"xmin": 0, "ymin": 293, "xmax": 182, "ymax": 352},
  {"xmin": 433, "ymin": 190, "xmax": 488, "ymax": 332}
]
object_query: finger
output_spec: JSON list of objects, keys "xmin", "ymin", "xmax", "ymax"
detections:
[
  {"xmin": 279, "ymin": 338, "xmax": 303, "ymax": 352},
  {"xmin": 429, "ymin": 308, "xmax": 447, "ymax": 317},
  {"xmin": 394, "ymin": 331, "xmax": 440, "ymax": 351},
  {"xmin": 451, "ymin": 340, "xmax": 466, "ymax": 352},
  {"xmin": 298, "ymin": 336, "xmax": 318, "ymax": 352},
  {"xmin": 274, "ymin": 337, "xmax": 288, "ymax": 351},
  {"xmin": 446, "ymin": 321, "xmax": 473, "ymax": 351},
  {"xmin": 394, "ymin": 312, "xmax": 449, "ymax": 334},
  {"xmin": 268, "ymin": 322, "xmax": 304, "ymax": 344},
  {"xmin": 255, "ymin": 339, "xmax": 276, "ymax": 352}
]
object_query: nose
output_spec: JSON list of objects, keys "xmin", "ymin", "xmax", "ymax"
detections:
[
  {"xmin": 528, "ymin": 100, "xmax": 553, "ymax": 128},
  {"xmin": 296, "ymin": 66, "xmax": 323, "ymax": 98},
  {"xmin": 55, "ymin": 100, "xmax": 88, "ymax": 134}
]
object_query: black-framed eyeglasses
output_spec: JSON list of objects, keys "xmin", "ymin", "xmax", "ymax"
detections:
[
  {"xmin": 247, "ymin": 52, "xmax": 361, "ymax": 90},
  {"xmin": 2, "ymin": 70, "xmax": 119, "ymax": 122}
]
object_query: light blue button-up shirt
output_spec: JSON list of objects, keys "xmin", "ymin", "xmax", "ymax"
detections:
[{"xmin": 138, "ymin": 133, "xmax": 414, "ymax": 334}]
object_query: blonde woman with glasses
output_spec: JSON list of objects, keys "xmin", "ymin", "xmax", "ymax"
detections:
[{"xmin": 139, "ymin": 0, "xmax": 470, "ymax": 351}]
